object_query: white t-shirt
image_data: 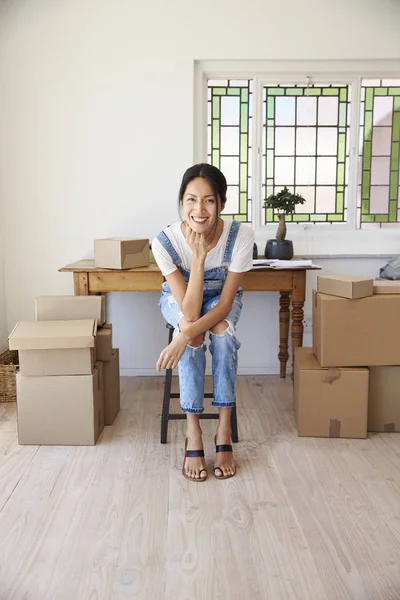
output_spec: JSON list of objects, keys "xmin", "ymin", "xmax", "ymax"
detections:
[{"xmin": 152, "ymin": 220, "xmax": 255, "ymax": 277}]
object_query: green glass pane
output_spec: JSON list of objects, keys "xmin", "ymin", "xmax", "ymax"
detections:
[
  {"xmin": 240, "ymin": 103, "xmax": 248, "ymax": 133},
  {"xmin": 221, "ymin": 214, "xmax": 230, "ymax": 221},
  {"xmin": 284, "ymin": 214, "xmax": 294, "ymax": 222},
  {"xmin": 292, "ymin": 214, "xmax": 310, "ymax": 222},
  {"xmin": 240, "ymin": 192, "xmax": 247, "ymax": 214},
  {"xmin": 337, "ymin": 163, "xmax": 345, "ymax": 186},
  {"xmin": 322, "ymin": 88, "xmax": 339, "ymax": 96},
  {"xmin": 212, "ymin": 121, "xmax": 220, "ymax": 149},
  {"xmin": 389, "ymin": 88, "xmax": 400, "ymax": 96},
  {"xmin": 374, "ymin": 88, "xmax": 388, "ymax": 96},
  {"xmin": 364, "ymin": 112, "xmax": 373, "ymax": 140},
  {"xmin": 338, "ymin": 134, "xmax": 346, "ymax": 162},
  {"xmin": 392, "ymin": 113, "xmax": 400, "ymax": 142},
  {"xmin": 286, "ymin": 88, "xmax": 303, "ymax": 96},
  {"xmin": 376, "ymin": 214, "xmax": 389, "ymax": 222},
  {"xmin": 268, "ymin": 119, "xmax": 274, "ymax": 126},
  {"xmin": 240, "ymin": 134, "xmax": 248, "ymax": 159},
  {"xmin": 340, "ymin": 88, "xmax": 347, "ymax": 102},
  {"xmin": 363, "ymin": 140, "xmax": 372, "ymax": 166},
  {"xmin": 234, "ymin": 214, "xmax": 246, "ymax": 222},
  {"xmin": 337, "ymin": 184, "xmax": 344, "ymax": 193},
  {"xmin": 241, "ymin": 88, "xmax": 248, "ymax": 102},
  {"xmin": 273, "ymin": 214, "xmax": 280, "ymax": 222},
  {"xmin": 310, "ymin": 214, "xmax": 327, "ymax": 222},
  {"xmin": 212, "ymin": 88, "xmax": 227, "ymax": 96},
  {"xmin": 240, "ymin": 164, "xmax": 247, "ymax": 192},
  {"xmin": 212, "ymin": 98, "xmax": 220, "ymax": 119},
  {"xmin": 390, "ymin": 170, "xmax": 398, "ymax": 191},
  {"xmin": 365, "ymin": 88, "xmax": 373, "ymax": 111},
  {"xmin": 336, "ymin": 192, "xmax": 344, "ymax": 213},
  {"xmin": 362, "ymin": 171, "xmax": 370, "ymax": 198},
  {"xmin": 267, "ymin": 88, "xmax": 285, "ymax": 96},
  {"xmin": 389, "ymin": 201, "xmax": 397, "ymax": 222},
  {"xmin": 227, "ymin": 88, "xmax": 240, "ymax": 96},
  {"xmin": 361, "ymin": 214, "xmax": 375, "ymax": 222},
  {"xmin": 267, "ymin": 128, "xmax": 274, "ymax": 149},
  {"xmin": 394, "ymin": 97, "xmax": 400, "ymax": 111},
  {"xmin": 212, "ymin": 149, "xmax": 220, "ymax": 165},
  {"xmin": 362, "ymin": 198, "xmax": 370, "ymax": 214},
  {"xmin": 328, "ymin": 214, "xmax": 345, "ymax": 221},
  {"xmin": 306, "ymin": 88, "xmax": 321, "ymax": 95},
  {"xmin": 339, "ymin": 103, "xmax": 346, "ymax": 127},
  {"xmin": 339, "ymin": 126, "xmax": 346, "ymax": 134},
  {"xmin": 267, "ymin": 97, "xmax": 275, "ymax": 118},
  {"xmin": 266, "ymin": 208, "xmax": 273, "ymax": 222}
]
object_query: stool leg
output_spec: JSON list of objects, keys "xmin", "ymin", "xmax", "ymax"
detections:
[
  {"xmin": 161, "ymin": 366, "xmax": 172, "ymax": 443},
  {"xmin": 231, "ymin": 404, "xmax": 238, "ymax": 443}
]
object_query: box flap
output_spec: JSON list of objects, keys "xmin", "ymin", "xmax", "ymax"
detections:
[
  {"xmin": 318, "ymin": 274, "xmax": 371, "ymax": 284},
  {"xmin": 9, "ymin": 319, "xmax": 97, "ymax": 350}
]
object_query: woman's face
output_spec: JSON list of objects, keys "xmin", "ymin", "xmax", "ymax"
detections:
[{"xmin": 181, "ymin": 177, "xmax": 222, "ymax": 235}]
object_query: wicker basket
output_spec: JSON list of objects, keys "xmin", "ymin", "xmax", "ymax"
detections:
[{"xmin": 0, "ymin": 349, "xmax": 19, "ymax": 402}]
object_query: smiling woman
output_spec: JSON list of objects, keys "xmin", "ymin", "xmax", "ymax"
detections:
[{"xmin": 152, "ymin": 163, "xmax": 255, "ymax": 482}]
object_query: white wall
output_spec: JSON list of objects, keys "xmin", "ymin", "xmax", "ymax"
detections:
[{"xmin": 0, "ymin": 0, "xmax": 399, "ymax": 374}]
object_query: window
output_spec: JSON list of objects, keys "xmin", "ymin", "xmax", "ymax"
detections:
[{"xmin": 197, "ymin": 61, "xmax": 400, "ymax": 254}]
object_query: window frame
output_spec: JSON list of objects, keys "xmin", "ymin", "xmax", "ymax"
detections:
[{"xmin": 194, "ymin": 60, "xmax": 400, "ymax": 256}]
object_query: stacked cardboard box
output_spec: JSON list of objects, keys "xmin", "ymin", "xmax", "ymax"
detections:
[
  {"xmin": 294, "ymin": 274, "xmax": 400, "ymax": 439},
  {"xmin": 8, "ymin": 295, "xmax": 121, "ymax": 445}
]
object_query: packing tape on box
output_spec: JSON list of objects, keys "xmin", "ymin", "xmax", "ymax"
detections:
[
  {"xmin": 384, "ymin": 422, "xmax": 395, "ymax": 432},
  {"xmin": 329, "ymin": 419, "xmax": 341, "ymax": 438},
  {"xmin": 322, "ymin": 368, "xmax": 341, "ymax": 385}
]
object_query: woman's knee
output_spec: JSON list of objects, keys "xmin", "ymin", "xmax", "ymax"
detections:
[{"xmin": 210, "ymin": 320, "xmax": 229, "ymax": 335}]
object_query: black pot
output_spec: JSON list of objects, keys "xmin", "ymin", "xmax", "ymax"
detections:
[{"xmin": 264, "ymin": 239, "xmax": 294, "ymax": 260}]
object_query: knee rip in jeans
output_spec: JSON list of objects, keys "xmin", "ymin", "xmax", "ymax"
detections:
[{"xmin": 210, "ymin": 319, "xmax": 235, "ymax": 337}]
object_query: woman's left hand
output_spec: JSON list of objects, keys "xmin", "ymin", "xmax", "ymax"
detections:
[{"xmin": 156, "ymin": 332, "xmax": 189, "ymax": 371}]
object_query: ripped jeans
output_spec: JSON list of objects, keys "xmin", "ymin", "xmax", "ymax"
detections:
[{"xmin": 158, "ymin": 282, "xmax": 243, "ymax": 414}]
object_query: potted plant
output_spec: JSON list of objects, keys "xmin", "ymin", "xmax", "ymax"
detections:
[{"xmin": 263, "ymin": 186, "xmax": 306, "ymax": 260}]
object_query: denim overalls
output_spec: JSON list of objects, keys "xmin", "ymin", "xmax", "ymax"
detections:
[{"xmin": 156, "ymin": 220, "xmax": 243, "ymax": 414}]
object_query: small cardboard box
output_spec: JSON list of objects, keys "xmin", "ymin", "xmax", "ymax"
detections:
[
  {"xmin": 36, "ymin": 295, "xmax": 106, "ymax": 325},
  {"xmin": 94, "ymin": 238, "xmax": 149, "ymax": 270},
  {"xmin": 103, "ymin": 348, "xmax": 120, "ymax": 425},
  {"xmin": 96, "ymin": 324, "xmax": 113, "ymax": 361},
  {"xmin": 368, "ymin": 366, "xmax": 400, "ymax": 432},
  {"xmin": 9, "ymin": 319, "xmax": 97, "ymax": 376},
  {"xmin": 312, "ymin": 290, "xmax": 400, "ymax": 367},
  {"xmin": 373, "ymin": 280, "xmax": 400, "ymax": 294},
  {"xmin": 317, "ymin": 274, "xmax": 373, "ymax": 299},
  {"xmin": 294, "ymin": 347, "xmax": 368, "ymax": 439},
  {"xmin": 16, "ymin": 362, "xmax": 104, "ymax": 445}
]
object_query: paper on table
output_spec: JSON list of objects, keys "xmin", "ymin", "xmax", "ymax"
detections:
[{"xmin": 252, "ymin": 258, "xmax": 314, "ymax": 268}]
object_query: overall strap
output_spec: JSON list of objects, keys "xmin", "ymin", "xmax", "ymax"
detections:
[
  {"xmin": 222, "ymin": 220, "xmax": 241, "ymax": 266},
  {"xmin": 155, "ymin": 231, "xmax": 182, "ymax": 267}
]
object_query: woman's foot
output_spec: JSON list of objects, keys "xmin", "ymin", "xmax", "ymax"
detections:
[
  {"xmin": 183, "ymin": 429, "xmax": 207, "ymax": 480},
  {"xmin": 214, "ymin": 427, "xmax": 236, "ymax": 479}
]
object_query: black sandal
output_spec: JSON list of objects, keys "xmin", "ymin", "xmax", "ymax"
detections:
[
  {"xmin": 182, "ymin": 438, "xmax": 208, "ymax": 482},
  {"xmin": 213, "ymin": 435, "xmax": 236, "ymax": 480}
]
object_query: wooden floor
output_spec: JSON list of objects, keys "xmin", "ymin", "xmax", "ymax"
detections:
[{"xmin": 0, "ymin": 376, "xmax": 400, "ymax": 600}]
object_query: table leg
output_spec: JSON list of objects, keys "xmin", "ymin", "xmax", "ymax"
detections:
[
  {"xmin": 73, "ymin": 272, "xmax": 89, "ymax": 295},
  {"xmin": 291, "ymin": 271, "xmax": 306, "ymax": 377},
  {"xmin": 279, "ymin": 291, "xmax": 290, "ymax": 378}
]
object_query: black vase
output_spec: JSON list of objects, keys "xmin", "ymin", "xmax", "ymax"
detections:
[{"xmin": 264, "ymin": 239, "xmax": 294, "ymax": 260}]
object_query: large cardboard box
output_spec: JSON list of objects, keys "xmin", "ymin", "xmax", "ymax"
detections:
[
  {"xmin": 16, "ymin": 362, "xmax": 104, "ymax": 445},
  {"xmin": 312, "ymin": 290, "xmax": 400, "ymax": 367},
  {"xmin": 317, "ymin": 274, "xmax": 373, "ymax": 299},
  {"xmin": 9, "ymin": 319, "xmax": 97, "ymax": 376},
  {"xmin": 94, "ymin": 238, "xmax": 149, "ymax": 270},
  {"xmin": 373, "ymin": 280, "xmax": 400, "ymax": 294},
  {"xmin": 96, "ymin": 324, "xmax": 113, "ymax": 361},
  {"xmin": 368, "ymin": 366, "xmax": 400, "ymax": 432},
  {"xmin": 294, "ymin": 347, "xmax": 368, "ymax": 439},
  {"xmin": 103, "ymin": 348, "xmax": 120, "ymax": 425},
  {"xmin": 35, "ymin": 295, "xmax": 106, "ymax": 325}
]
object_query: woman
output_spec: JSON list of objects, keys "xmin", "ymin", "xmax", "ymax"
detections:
[{"xmin": 152, "ymin": 163, "xmax": 255, "ymax": 481}]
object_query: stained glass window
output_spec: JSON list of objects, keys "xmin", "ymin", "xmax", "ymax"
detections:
[
  {"xmin": 207, "ymin": 80, "xmax": 252, "ymax": 222},
  {"xmin": 358, "ymin": 79, "xmax": 400, "ymax": 228},
  {"xmin": 262, "ymin": 84, "xmax": 350, "ymax": 224}
]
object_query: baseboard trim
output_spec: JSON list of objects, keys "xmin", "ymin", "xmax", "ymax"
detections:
[{"xmin": 120, "ymin": 367, "xmax": 282, "ymax": 377}]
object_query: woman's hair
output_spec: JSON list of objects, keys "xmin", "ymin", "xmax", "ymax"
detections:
[{"xmin": 178, "ymin": 163, "xmax": 227, "ymax": 233}]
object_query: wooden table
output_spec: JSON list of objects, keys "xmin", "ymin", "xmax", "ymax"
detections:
[{"xmin": 59, "ymin": 259, "xmax": 317, "ymax": 378}]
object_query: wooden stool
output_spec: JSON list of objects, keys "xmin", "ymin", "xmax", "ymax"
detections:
[{"xmin": 160, "ymin": 323, "xmax": 239, "ymax": 444}]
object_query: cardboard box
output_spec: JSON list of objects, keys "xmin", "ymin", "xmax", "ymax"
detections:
[
  {"xmin": 373, "ymin": 280, "xmax": 400, "ymax": 294},
  {"xmin": 9, "ymin": 319, "xmax": 97, "ymax": 376},
  {"xmin": 36, "ymin": 295, "xmax": 106, "ymax": 325},
  {"xmin": 16, "ymin": 362, "xmax": 104, "ymax": 445},
  {"xmin": 368, "ymin": 366, "xmax": 400, "ymax": 432},
  {"xmin": 317, "ymin": 274, "xmax": 373, "ymax": 299},
  {"xmin": 294, "ymin": 347, "xmax": 368, "ymax": 438},
  {"xmin": 96, "ymin": 324, "xmax": 113, "ymax": 361},
  {"xmin": 312, "ymin": 290, "xmax": 400, "ymax": 367},
  {"xmin": 103, "ymin": 348, "xmax": 120, "ymax": 425},
  {"xmin": 94, "ymin": 238, "xmax": 149, "ymax": 270}
]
